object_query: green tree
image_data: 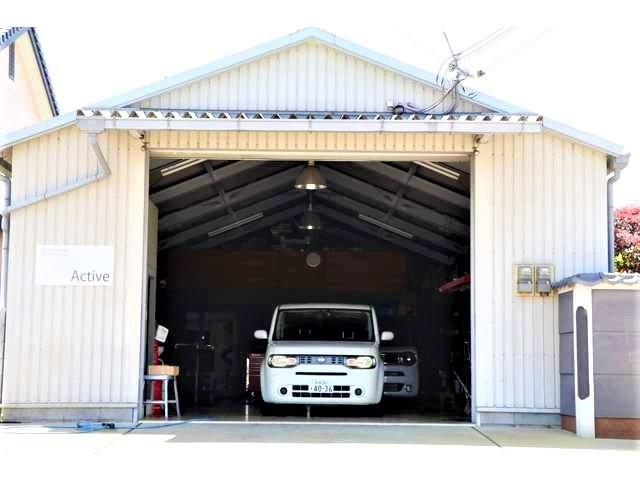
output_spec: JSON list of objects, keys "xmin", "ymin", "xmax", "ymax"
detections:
[{"xmin": 614, "ymin": 205, "xmax": 640, "ymax": 273}]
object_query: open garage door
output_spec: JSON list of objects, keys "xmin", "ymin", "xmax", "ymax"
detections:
[{"xmin": 146, "ymin": 158, "xmax": 471, "ymax": 422}]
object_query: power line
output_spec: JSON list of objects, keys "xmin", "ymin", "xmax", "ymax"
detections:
[
  {"xmin": 392, "ymin": 27, "xmax": 443, "ymax": 61},
  {"xmin": 485, "ymin": 27, "xmax": 558, "ymax": 70},
  {"xmin": 457, "ymin": 28, "xmax": 507, "ymax": 57},
  {"xmin": 459, "ymin": 27, "xmax": 517, "ymax": 61}
]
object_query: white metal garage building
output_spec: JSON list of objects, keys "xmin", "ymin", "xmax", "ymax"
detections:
[{"xmin": 0, "ymin": 28, "xmax": 631, "ymax": 427}]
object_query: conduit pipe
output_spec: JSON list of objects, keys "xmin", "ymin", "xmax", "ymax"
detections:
[{"xmin": 607, "ymin": 153, "xmax": 630, "ymax": 272}]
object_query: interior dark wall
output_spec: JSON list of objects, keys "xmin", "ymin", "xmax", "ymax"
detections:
[{"xmin": 156, "ymin": 247, "xmax": 469, "ymax": 414}]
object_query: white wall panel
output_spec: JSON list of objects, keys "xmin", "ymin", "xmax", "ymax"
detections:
[
  {"xmin": 2, "ymin": 127, "xmax": 147, "ymax": 406},
  {"xmin": 473, "ymin": 132, "xmax": 608, "ymax": 411},
  {"xmin": 133, "ymin": 41, "xmax": 486, "ymax": 114},
  {"xmin": 146, "ymin": 130, "xmax": 476, "ymax": 154}
]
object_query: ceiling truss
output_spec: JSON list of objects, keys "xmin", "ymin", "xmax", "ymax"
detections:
[{"xmin": 152, "ymin": 158, "xmax": 470, "ymax": 264}]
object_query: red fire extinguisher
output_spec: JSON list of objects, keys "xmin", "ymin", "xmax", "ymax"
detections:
[{"xmin": 152, "ymin": 339, "xmax": 162, "ymax": 416}]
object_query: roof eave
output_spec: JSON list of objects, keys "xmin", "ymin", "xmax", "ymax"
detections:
[
  {"xmin": 0, "ymin": 111, "xmax": 76, "ymax": 151},
  {"xmin": 27, "ymin": 28, "xmax": 60, "ymax": 116},
  {"xmin": 542, "ymin": 117, "xmax": 624, "ymax": 156}
]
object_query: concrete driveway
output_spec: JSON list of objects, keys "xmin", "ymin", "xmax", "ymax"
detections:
[{"xmin": 0, "ymin": 421, "xmax": 637, "ymax": 478}]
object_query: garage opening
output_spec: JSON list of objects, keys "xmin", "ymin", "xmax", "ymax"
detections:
[{"xmin": 146, "ymin": 159, "xmax": 471, "ymax": 422}]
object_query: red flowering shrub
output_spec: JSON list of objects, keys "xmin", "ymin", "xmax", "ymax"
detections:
[{"xmin": 614, "ymin": 205, "xmax": 640, "ymax": 273}]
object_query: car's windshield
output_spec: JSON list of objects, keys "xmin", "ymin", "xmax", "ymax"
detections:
[{"xmin": 273, "ymin": 309, "xmax": 374, "ymax": 342}]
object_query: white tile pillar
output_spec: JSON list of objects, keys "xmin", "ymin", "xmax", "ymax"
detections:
[{"xmin": 572, "ymin": 283, "xmax": 596, "ymax": 438}]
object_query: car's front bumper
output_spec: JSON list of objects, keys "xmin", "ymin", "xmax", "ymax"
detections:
[
  {"xmin": 383, "ymin": 365, "xmax": 419, "ymax": 397},
  {"xmin": 261, "ymin": 364, "xmax": 383, "ymax": 405}
]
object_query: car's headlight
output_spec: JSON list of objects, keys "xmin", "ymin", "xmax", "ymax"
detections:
[
  {"xmin": 346, "ymin": 356, "xmax": 376, "ymax": 369},
  {"xmin": 268, "ymin": 355, "xmax": 298, "ymax": 368},
  {"xmin": 402, "ymin": 352, "xmax": 417, "ymax": 366}
]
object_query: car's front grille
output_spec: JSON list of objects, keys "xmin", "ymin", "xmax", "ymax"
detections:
[
  {"xmin": 297, "ymin": 355, "xmax": 345, "ymax": 366},
  {"xmin": 381, "ymin": 352, "xmax": 401, "ymax": 365},
  {"xmin": 383, "ymin": 383, "xmax": 404, "ymax": 393},
  {"xmin": 385, "ymin": 371, "xmax": 404, "ymax": 377}
]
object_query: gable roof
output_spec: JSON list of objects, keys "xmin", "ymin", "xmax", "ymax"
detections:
[
  {"xmin": 90, "ymin": 27, "xmax": 527, "ymax": 113},
  {"xmin": 0, "ymin": 27, "xmax": 625, "ymax": 156},
  {"xmin": 1, "ymin": 27, "xmax": 59, "ymax": 116}
]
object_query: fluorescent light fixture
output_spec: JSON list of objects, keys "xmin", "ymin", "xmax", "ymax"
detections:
[
  {"xmin": 208, "ymin": 212, "xmax": 264, "ymax": 237},
  {"xmin": 358, "ymin": 214, "xmax": 413, "ymax": 239},
  {"xmin": 160, "ymin": 158, "xmax": 206, "ymax": 176},
  {"xmin": 415, "ymin": 161, "xmax": 461, "ymax": 180}
]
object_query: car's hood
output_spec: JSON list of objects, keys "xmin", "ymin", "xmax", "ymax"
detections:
[{"xmin": 268, "ymin": 341, "xmax": 378, "ymax": 355}]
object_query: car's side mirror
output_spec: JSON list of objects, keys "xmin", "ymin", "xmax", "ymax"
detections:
[
  {"xmin": 254, "ymin": 330, "xmax": 268, "ymax": 340},
  {"xmin": 380, "ymin": 331, "xmax": 394, "ymax": 342}
]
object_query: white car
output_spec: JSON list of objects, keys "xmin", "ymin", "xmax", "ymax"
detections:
[{"xmin": 255, "ymin": 304, "xmax": 394, "ymax": 406}]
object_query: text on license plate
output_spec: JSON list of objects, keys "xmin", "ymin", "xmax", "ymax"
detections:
[{"xmin": 310, "ymin": 382, "xmax": 333, "ymax": 393}]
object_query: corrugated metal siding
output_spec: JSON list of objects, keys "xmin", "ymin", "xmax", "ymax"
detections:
[
  {"xmin": 473, "ymin": 131, "xmax": 608, "ymax": 411},
  {"xmin": 147, "ymin": 130, "xmax": 476, "ymax": 153},
  {"xmin": 2, "ymin": 127, "xmax": 147, "ymax": 405},
  {"xmin": 133, "ymin": 41, "xmax": 486, "ymax": 113}
]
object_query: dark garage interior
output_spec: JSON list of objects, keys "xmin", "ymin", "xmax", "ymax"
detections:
[{"xmin": 147, "ymin": 158, "xmax": 471, "ymax": 421}]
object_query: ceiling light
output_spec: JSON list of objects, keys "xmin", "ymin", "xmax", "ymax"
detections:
[
  {"xmin": 298, "ymin": 192, "xmax": 322, "ymax": 230},
  {"xmin": 358, "ymin": 214, "xmax": 413, "ymax": 239},
  {"xmin": 208, "ymin": 212, "xmax": 264, "ymax": 237},
  {"xmin": 294, "ymin": 160, "xmax": 327, "ymax": 190},
  {"xmin": 160, "ymin": 158, "xmax": 206, "ymax": 176},
  {"xmin": 299, "ymin": 210, "xmax": 323, "ymax": 230},
  {"xmin": 414, "ymin": 161, "xmax": 461, "ymax": 180}
]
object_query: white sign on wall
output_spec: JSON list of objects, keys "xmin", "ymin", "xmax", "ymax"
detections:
[{"xmin": 35, "ymin": 245, "xmax": 114, "ymax": 286}]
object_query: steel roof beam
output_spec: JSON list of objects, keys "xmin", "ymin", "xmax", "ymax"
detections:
[
  {"xmin": 317, "ymin": 191, "xmax": 466, "ymax": 255},
  {"xmin": 204, "ymin": 161, "xmax": 236, "ymax": 219},
  {"xmin": 159, "ymin": 165, "xmax": 303, "ymax": 232},
  {"xmin": 318, "ymin": 166, "xmax": 469, "ymax": 238},
  {"xmin": 150, "ymin": 160, "xmax": 262, "ymax": 205},
  {"xmin": 192, "ymin": 205, "xmax": 306, "ymax": 250},
  {"xmin": 385, "ymin": 163, "xmax": 417, "ymax": 221},
  {"xmin": 159, "ymin": 190, "xmax": 302, "ymax": 250},
  {"xmin": 314, "ymin": 205, "xmax": 455, "ymax": 265},
  {"xmin": 354, "ymin": 162, "xmax": 470, "ymax": 210}
]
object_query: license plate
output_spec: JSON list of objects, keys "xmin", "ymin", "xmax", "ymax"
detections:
[{"xmin": 310, "ymin": 382, "xmax": 333, "ymax": 394}]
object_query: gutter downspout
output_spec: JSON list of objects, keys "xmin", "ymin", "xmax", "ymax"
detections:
[
  {"xmin": 0, "ymin": 174, "xmax": 10, "ymax": 407},
  {"xmin": 0, "ymin": 124, "xmax": 110, "ymax": 405},
  {"xmin": 607, "ymin": 153, "xmax": 630, "ymax": 272},
  {"xmin": 0, "ymin": 131, "xmax": 111, "ymax": 217}
]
